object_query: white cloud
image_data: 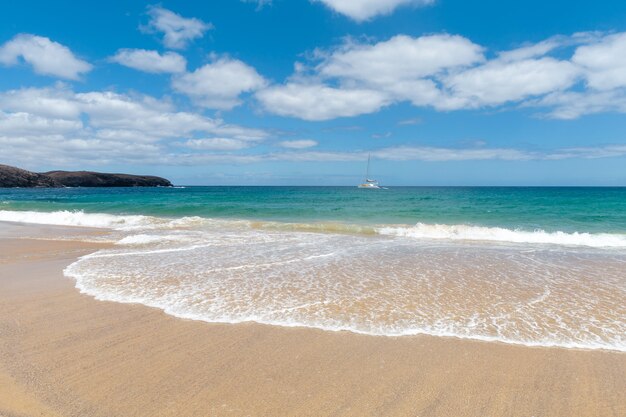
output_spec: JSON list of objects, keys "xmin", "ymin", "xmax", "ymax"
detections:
[
  {"xmin": 273, "ymin": 144, "xmax": 626, "ymax": 163},
  {"xmin": 372, "ymin": 146, "xmax": 533, "ymax": 161},
  {"xmin": 497, "ymin": 38, "xmax": 563, "ymax": 62},
  {"xmin": 271, "ymin": 144, "xmax": 626, "ymax": 163},
  {"xmin": 573, "ymin": 32, "xmax": 626, "ymax": 90},
  {"xmin": 314, "ymin": 0, "xmax": 434, "ymax": 22},
  {"xmin": 0, "ymin": 86, "xmax": 222, "ymax": 144},
  {"xmin": 144, "ymin": 6, "xmax": 212, "ymax": 49},
  {"xmin": 2, "ymin": 83, "xmax": 625, "ymax": 169},
  {"xmin": 545, "ymin": 144, "xmax": 626, "ymax": 160},
  {"xmin": 183, "ymin": 138, "xmax": 250, "ymax": 151},
  {"xmin": 110, "ymin": 49, "xmax": 186, "ymax": 73},
  {"xmin": 75, "ymin": 91, "xmax": 191, "ymax": 136},
  {"xmin": 320, "ymin": 34, "xmax": 484, "ymax": 83},
  {"xmin": 443, "ymin": 58, "xmax": 581, "ymax": 108},
  {"xmin": 257, "ymin": 34, "xmax": 482, "ymax": 119},
  {"xmin": 318, "ymin": 34, "xmax": 484, "ymax": 107},
  {"xmin": 536, "ymin": 90, "xmax": 626, "ymax": 119},
  {"xmin": 0, "ymin": 111, "xmax": 81, "ymax": 136},
  {"xmin": 256, "ymin": 83, "xmax": 391, "ymax": 120},
  {"xmin": 0, "ymin": 85, "xmax": 269, "ymax": 167},
  {"xmin": 278, "ymin": 139, "xmax": 318, "ymax": 149},
  {"xmin": 190, "ymin": 143, "xmax": 625, "ymax": 164},
  {"xmin": 172, "ymin": 57, "xmax": 267, "ymax": 109},
  {"xmin": 94, "ymin": 129, "xmax": 157, "ymax": 143},
  {"xmin": 0, "ymin": 85, "xmax": 82, "ymax": 119},
  {"xmin": 0, "ymin": 34, "xmax": 92, "ymax": 80},
  {"xmin": 259, "ymin": 32, "xmax": 626, "ymax": 120},
  {"xmin": 72, "ymin": 90, "xmax": 266, "ymax": 139}
]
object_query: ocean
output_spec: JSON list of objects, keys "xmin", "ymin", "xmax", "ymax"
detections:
[{"xmin": 1, "ymin": 186, "xmax": 625, "ymax": 351}]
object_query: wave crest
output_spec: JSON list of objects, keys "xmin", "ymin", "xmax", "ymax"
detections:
[
  {"xmin": 1, "ymin": 209, "xmax": 625, "ymax": 248},
  {"xmin": 378, "ymin": 223, "xmax": 626, "ymax": 248},
  {"xmin": 0, "ymin": 209, "xmax": 152, "ymax": 230}
]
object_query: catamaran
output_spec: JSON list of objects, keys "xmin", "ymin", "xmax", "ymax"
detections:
[{"xmin": 358, "ymin": 154, "xmax": 382, "ymax": 189}]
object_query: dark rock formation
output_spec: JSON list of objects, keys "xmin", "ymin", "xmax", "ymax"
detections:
[
  {"xmin": 0, "ymin": 164, "xmax": 61, "ymax": 188},
  {"xmin": 0, "ymin": 164, "xmax": 172, "ymax": 188},
  {"xmin": 44, "ymin": 171, "xmax": 172, "ymax": 187}
]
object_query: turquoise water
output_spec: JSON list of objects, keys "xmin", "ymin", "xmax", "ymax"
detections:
[
  {"xmin": 1, "ymin": 186, "xmax": 625, "ymax": 233},
  {"xmin": 2, "ymin": 186, "xmax": 625, "ymax": 350}
]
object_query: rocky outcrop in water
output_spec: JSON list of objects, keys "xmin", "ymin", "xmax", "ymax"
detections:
[{"xmin": 0, "ymin": 164, "xmax": 172, "ymax": 188}]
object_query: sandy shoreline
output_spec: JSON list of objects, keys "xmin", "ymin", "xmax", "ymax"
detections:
[{"xmin": 0, "ymin": 224, "xmax": 624, "ymax": 416}]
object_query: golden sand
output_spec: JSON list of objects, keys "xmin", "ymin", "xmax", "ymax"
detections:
[{"xmin": 0, "ymin": 225, "xmax": 624, "ymax": 417}]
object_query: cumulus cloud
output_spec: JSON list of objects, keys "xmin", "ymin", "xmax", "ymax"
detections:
[
  {"xmin": 144, "ymin": 6, "xmax": 212, "ymax": 49},
  {"xmin": 183, "ymin": 138, "xmax": 250, "ymax": 151},
  {"xmin": 314, "ymin": 0, "xmax": 434, "ymax": 22},
  {"xmin": 0, "ymin": 85, "xmax": 268, "ymax": 167},
  {"xmin": 172, "ymin": 57, "xmax": 267, "ymax": 109},
  {"xmin": 257, "ymin": 31, "xmax": 626, "ymax": 120},
  {"xmin": 0, "ymin": 111, "xmax": 82, "ymax": 136},
  {"xmin": 0, "ymin": 34, "xmax": 92, "ymax": 80},
  {"xmin": 256, "ymin": 83, "xmax": 391, "ymax": 120},
  {"xmin": 2, "ymin": 83, "xmax": 624, "ymax": 168},
  {"xmin": 110, "ymin": 49, "xmax": 186, "ymax": 73},
  {"xmin": 257, "ymin": 34, "xmax": 482, "ymax": 119},
  {"xmin": 443, "ymin": 57, "xmax": 581, "ymax": 108},
  {"xmin": 317, "ymin": 34, "xmax": 484, "ymax": 108},
  {"xmin": 0, "ymin": 85, "xmax": 82, "ymax": 119},
  {"xmin": 278, "ymin": 139, "xmax": 318, "ymax": 149},
  {"xmin": 320, "ymin": 34, "xmax": 484, "ymax": 82},
  {"xmin": 572, "ymin": 32, "xmax": 626, "ymax": 90}
]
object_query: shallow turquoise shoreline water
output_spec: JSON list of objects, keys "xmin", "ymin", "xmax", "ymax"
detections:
[
  {"xmin": 2, "ymin": 186, "xmax": 625, "ymax": 350},
  {"xmin": 1, "ymin": 186, "xmax": 625, "ymax": 233}
]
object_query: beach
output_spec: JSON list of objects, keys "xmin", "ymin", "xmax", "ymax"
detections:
[
  {"xmin": 1, "ymin": 222, "xmax": 625, "ymax": 417},
  {"xmin": 3, "ymin": 0, "xmax": 626, "ymax": 413}
]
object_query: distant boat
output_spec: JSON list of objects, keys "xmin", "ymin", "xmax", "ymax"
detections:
[{"xmin": 358, "ymin": 154, "xmax": 382, "ymax": 189}]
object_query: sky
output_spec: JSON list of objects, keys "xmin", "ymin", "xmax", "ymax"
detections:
[{"xmin": 1, "ymin": 0, "xmax": 626, "ymax": 185}]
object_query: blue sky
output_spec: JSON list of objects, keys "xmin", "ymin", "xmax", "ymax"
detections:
[{"xmin": 1, "ymin": 0, "xmax": 626, "ymax": 185}]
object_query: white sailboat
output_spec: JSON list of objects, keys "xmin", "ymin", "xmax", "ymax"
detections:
[{"xmin": 358, "ymin": 154, "xmax": 382, "ymax": 189}]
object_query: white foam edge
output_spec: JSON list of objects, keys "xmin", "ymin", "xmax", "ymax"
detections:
[{"xmin": 64, "ymin": 254, "xmax": 626, "ymax": 353}]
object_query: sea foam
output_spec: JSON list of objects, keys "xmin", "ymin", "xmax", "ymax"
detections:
[
  {"xmin": 378, "ymin": 223, "xmax": 626, "ymax": 248},
  {"xmin": 0, "ymin": 209, "xmax": 152, "ymax": 230},
  {"xmin": 2, "ymin": 208, "xmax": 625, "ymax": 352},
  {"xmin": 65, "ymin": 228, "xmax": 626, "ymax": 352},
  {"xmin": 2, "ymin": 209, "xmax": 625, "ymax": 248}
]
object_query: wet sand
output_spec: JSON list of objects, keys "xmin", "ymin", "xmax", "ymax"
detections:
[{"xmin": 0, "ymin": 224, "xmax": 624, "ymax": 417}]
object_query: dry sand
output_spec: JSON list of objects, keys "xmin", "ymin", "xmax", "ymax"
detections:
[{"xmin": 0, "ymin": 224, "xmax": 624, "ymax": 417}]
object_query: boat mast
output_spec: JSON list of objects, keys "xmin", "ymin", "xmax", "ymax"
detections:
[{"xmin": 366, "ymin": 153, "xmax": 370, "ymax": 180}]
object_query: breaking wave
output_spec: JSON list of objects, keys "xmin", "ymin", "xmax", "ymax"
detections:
[
  {"xmin": 378, "ymin": 223, "xmax": 626, "ymax": 248},
  {"xmin": 3, "ymin": 208, "xmax": 625, "ymax": 351},
  {"xmin": 2, "ymin": 209, "xmax": 626, "ymax": 248}
]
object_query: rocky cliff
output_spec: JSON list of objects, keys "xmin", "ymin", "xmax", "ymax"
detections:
[
  {"xmin": 0, "ymin": 164, "xmax": 172, "ymax": 188},
  {"xmin": 0, "ymin": 164, "xmax": 61, "ymax": 188}
]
